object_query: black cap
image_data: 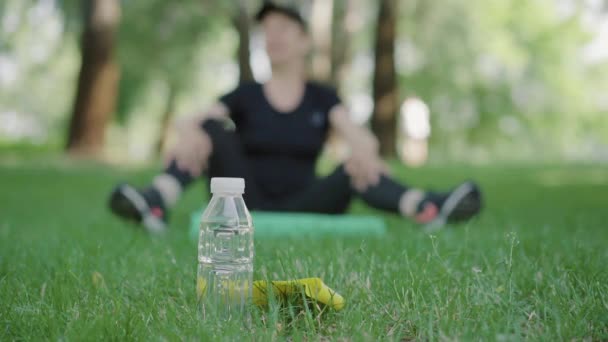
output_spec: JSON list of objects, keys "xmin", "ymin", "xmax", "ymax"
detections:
[{"xmin": 255, "ymin": 2, "xmax": 307, "ymax": 30}]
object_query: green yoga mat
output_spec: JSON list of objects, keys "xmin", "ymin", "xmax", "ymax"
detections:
[{"xmin": 190, "ymin": 210, "xmax": 387, "ymax": 239}]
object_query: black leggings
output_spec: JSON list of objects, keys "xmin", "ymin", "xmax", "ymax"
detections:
[{"xmin": 165, "ymin": 120, "xmax": 409, "ymax": 214}]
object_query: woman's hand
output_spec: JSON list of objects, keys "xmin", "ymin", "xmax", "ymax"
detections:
[
  {"xmin": 329, "ymin": 105, "xmax": 390, "ymax": 191},
  {"xmin": 164, "ymin": 122, "xmax": 212, "ymax": 177},
  {"xmin": 344, "ymin": 142, "xmax": 390, "ymax": 192},
  {"xmin": 163, "ymin": 103, "xmax": 228, "ymax": 177}
]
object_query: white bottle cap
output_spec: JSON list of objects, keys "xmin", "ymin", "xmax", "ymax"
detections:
[{"xmin": 210, "ymin": 177, "xmax": 245, "ymax": 194}]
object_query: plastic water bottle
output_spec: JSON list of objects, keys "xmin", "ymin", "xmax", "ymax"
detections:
[{"xmin": 197, "ymin": 178, "xmax": 254, "ymax": 318}]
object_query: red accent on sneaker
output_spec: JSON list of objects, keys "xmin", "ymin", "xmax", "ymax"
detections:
[
  {"xmin": 150, "ymin": 207, "xmax": 164, "ymax": 219},
  {"xmin": 415, "ymin": 203, "xmax": 438, "ymax": 223}
]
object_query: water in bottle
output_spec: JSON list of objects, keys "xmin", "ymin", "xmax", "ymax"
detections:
[{"xmin": 197, "ymin": 177, "xmax": 254, "ymax": 319}]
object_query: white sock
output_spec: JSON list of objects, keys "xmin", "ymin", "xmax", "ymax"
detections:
[
  {"xmin": 399, "ymin": 189, "xmax": 426, "ymax": 217},
  {"xmin": 152, "ymin": 174, "xmax": 182, "ymax": 208}
]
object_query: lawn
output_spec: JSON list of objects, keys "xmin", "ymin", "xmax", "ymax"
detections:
[{"xmin": 1, "ymin": 159, "xmax": 607, "ymax": 340}]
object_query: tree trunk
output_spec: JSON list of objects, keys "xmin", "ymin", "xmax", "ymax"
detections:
[
  {"xmin": 233, "ymin": 2, "xmax": 254, "ymax": 84},
  {"xmin": 329, "ymin": 0, "xmax": 352, "ymax": 88},
  {"xmin": 156, "ymin": 84, "xmax": 177, "ymax": 155},
  {"xmin": 66, "ymin": 0, "xmax": 121, "ymax": 156},
  {"xmin": 371, "ymin": 0, "xmax": 398, "ymax": 157},
  {"xmin": 310, "ymin": 0, "xmax": 334, "ymax": 83}
]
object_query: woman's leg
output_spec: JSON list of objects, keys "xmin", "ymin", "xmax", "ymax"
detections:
[
  {"xmin": 276, "ymin": 165, "xmax": 481, "ymax": 225},
  {"xmin": 274, "ymin": 166, "xmax": 354, "ymax": 214},
  {"xmin": 276, "ymin": 165, "xmax": 408, "ymax": 214},
  {"xmin": 109, "ymin": 119, "xmax": 264, "ymax": 229},
  {"xmin": 147, "ymin": 120, "xmax": 263, "ymax": 205}
]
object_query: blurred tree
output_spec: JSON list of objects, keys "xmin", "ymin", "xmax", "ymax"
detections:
[
  {"xmin": 148, "ymin": 0, "xmax": 256, "ymax": 154},
  {"xmin": 371, "ymin": 0, "xmax": 398, "ymax": 157},
  {"xmin": 115, "ymin": 0, "xmax": 224, "ymax": 154},
  {"xmin": 329, "ymin": 0, "xmax": 353, "ymax": 88},
  {"xmin": 310, "ymin": 0, "xmax": 333, "ymax": 83},
  {"xmin": 66, "ymin": 0, "xmax": 120, "ymax": 156},
  {"xmin": 394, "ymin": 0, "xmax": 607, "ymax": 160},
  {"xmin": 2, "ymin": 0, "xmax": 605, "ymax": 161},
  {"xmin": 233, "ymin": 0, "xmax": 254, "ymax": 84},
  {"xmin": 156, "ymin": 83, "xmax": 177, "ymax": 154},
  {"xmin": 0, "ymin": 0, "xmax": 76, "ymax": 144},
  {"xmin": 308, "ymin": 0, "xmax": 352, "ymax": 89}
]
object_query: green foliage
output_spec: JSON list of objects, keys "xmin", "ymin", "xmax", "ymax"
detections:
[
  {"xmin": 1, "ymin": 0, "xmax": 606, "ymax": 160},
  {"xmin": 1, "ymin": 161, "xmax": 607, "ymax": 339},
  {"xmin": 0, "ymin": 0, "xmax": 79, "ymax": 143},
  {"xmin": 115, "ymin": 0, "xmax": 226, "ymax": 123},
  {"xmin": 397, "ymin": 0, "xmax": 607, "ymax": 153}
]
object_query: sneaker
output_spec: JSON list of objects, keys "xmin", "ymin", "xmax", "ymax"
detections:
[
  {"xmin": 108, "ymin": 184, "xmax": 168, "ymax": 233},
  {"xmin": 415, "ymin": 181, "xmax": 483, "ymax": 232}
]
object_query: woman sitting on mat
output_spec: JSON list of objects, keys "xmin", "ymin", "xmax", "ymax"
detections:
[{"xmin": 109, "ymin": 2, "xmax": 482, "ymax": 233}]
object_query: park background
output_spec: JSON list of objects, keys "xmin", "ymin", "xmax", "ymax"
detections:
[{"xmin": 1, "ymin": 0, "xmax": 607, "ymax": 340}]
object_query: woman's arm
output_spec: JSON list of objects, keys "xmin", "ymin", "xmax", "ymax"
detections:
[
  {"xmin": 164, "ymin": 102, "xmax": 230, "ymax": 177},
  {"xmin": 329, "ymin": 104, "xmax": 389, "ymax": 191},
  {"xmin": 329, "ymin": 104, "xmax": 379, "ymax": 153},
  {"xmin": 174, "ymin": 102, "xmax": 229, "ymax": 131}
]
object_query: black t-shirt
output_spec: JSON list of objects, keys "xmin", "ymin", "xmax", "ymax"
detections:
[{"xmin": 219, "ymin": 81, "xmax": 341, "ymax": 199}]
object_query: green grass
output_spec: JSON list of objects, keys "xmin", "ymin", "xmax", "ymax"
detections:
[{"xmin": 1, "ymin": 160, "xmax": 607, "ymax": 340}]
